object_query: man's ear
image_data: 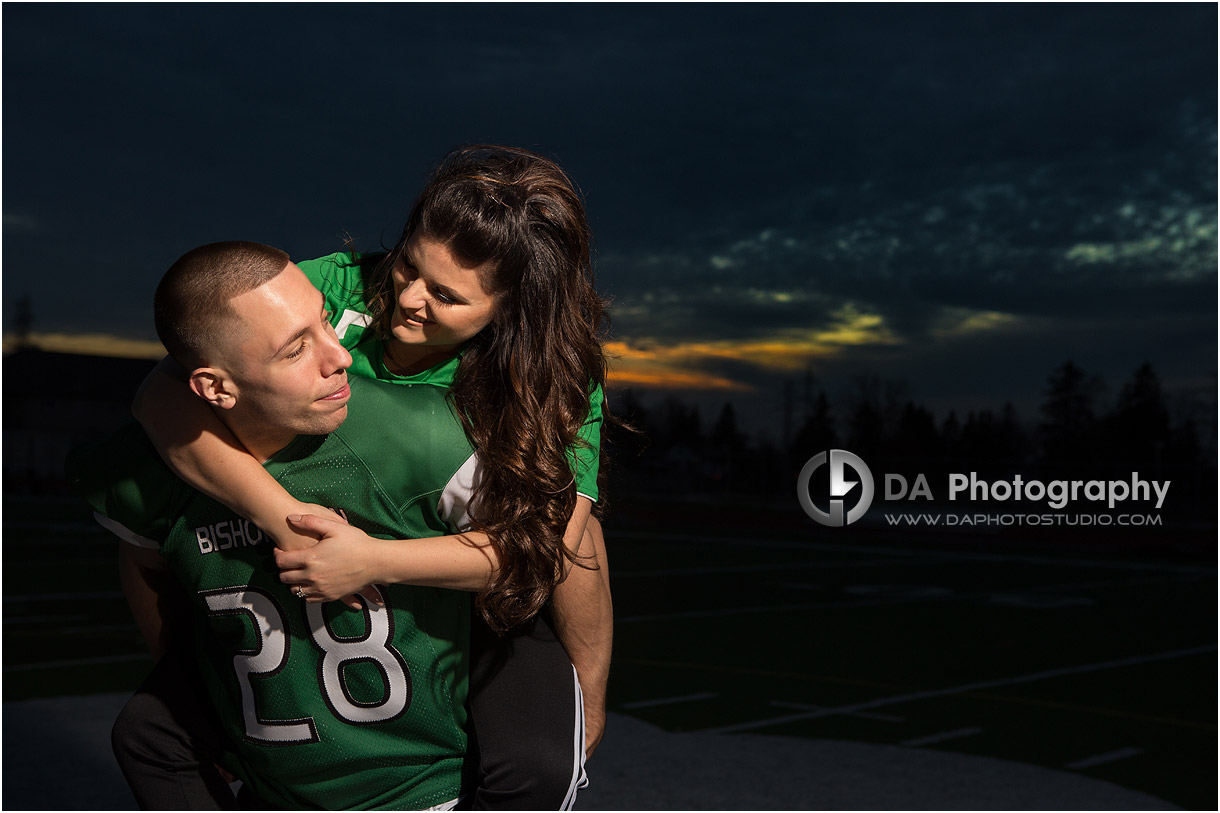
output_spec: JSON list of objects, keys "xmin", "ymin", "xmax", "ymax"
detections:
[{"xmin": 188, "ymin": 367, "xmax": 238, "ymax": 409}]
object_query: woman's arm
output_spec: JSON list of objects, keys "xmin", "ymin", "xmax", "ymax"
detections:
[
  {"xmin": 132, "ymin": 358, "xmax": 328, "ymax": 552},
  {"xmin": 551, "ymin": 513, "xmax": 613, "ymax": 759},
  {"xmin": 273, "ymin": 514, "xmax": 499, "ymax": 596},
  {"xmin": 273, "ymin": 498, "xmax": 595, "ymax": 599}
]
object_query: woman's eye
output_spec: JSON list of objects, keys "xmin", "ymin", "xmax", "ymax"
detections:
[{"xmin": 433, "ymin": 289, "xmax": 456, "ymax": 305}]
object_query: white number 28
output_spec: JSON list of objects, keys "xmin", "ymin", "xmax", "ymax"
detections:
[{"xmin": 203, "ymin": 585, "xmax": 412, "ymax": 744}]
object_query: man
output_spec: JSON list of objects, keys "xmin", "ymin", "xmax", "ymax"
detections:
[{"xmin": 69, "ymin": 242, "xmax": 482, "ymax": 809}]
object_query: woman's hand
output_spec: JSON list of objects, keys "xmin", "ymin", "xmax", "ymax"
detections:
[{"xmin": 274, "ymin": 513, "xmax": 385, "ymax": 610}]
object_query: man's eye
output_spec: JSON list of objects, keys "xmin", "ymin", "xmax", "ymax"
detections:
[{"xmin": 285, "ymin": 343, "xmax": 306, "ymax": 359}]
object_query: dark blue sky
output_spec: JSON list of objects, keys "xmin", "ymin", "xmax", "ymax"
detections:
[{"xmin": 3, "ymin": 3, "xmax": 1216, "ymax": 439}]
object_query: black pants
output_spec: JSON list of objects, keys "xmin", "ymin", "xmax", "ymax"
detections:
[
  {"xmin": 112, "ymin": 611, "xmax": 585, "ymax": 810},
  {"xmin": 467, "ymin": 610, "xmax": 586, "ymax": 810},
  {"xmin": 110, "ymin": 644, "xmax": 237, "ymax": 810}
]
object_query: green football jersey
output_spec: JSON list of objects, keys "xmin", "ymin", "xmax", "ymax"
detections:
[
  {"xmin": 297, "ymin": 252, "xmax": 603, "ymax": 501},
  {"xmin": 69, "ymin": 377, "xmax": 477, "ymax": 810}
]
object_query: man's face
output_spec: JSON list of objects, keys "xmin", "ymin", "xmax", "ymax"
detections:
[{"xmin": 216, "ymin": 263, "xmax": 352, "ymax": 446}]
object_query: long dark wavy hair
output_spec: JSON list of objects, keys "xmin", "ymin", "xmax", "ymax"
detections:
[{"xmin": 365, "ymin": 145, "xmax": 609, "ymax": 632}]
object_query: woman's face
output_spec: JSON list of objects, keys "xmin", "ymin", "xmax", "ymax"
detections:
[{"xmin": 388, "ymin": 234, "xmax": 500, "ymax": 356}]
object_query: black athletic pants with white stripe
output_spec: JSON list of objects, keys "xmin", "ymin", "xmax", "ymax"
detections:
[{"xmin": 111, "ymin": 610, "xmax": 586, "ymax": 810}]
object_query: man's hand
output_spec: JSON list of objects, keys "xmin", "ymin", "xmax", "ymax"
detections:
[
  {"xmin": 274, "ymin": 513, "xmax": 384, "ymax": 610},
  {"xmin": 271, "ymin": 501, "xmax": 343, "ymax": 552},
  {"xmin": 274, "ymin": 505, "xmax": 372, "ymax": 609}
]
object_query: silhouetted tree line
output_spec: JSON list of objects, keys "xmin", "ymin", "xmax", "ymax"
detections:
[{"xmin": 607, "ymin": 361, "xmax": 1215, "ymax": 520}]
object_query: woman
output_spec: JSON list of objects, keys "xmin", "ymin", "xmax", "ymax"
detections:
[{"xmin": 127, "ymin": 145, "xmax": 615, "ymax": 809}]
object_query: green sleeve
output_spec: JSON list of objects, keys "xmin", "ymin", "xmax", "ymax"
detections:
[
  {"xmin": 64, "ymin": 421, "xmax": 184, "ymax": 545},
  {"xmin": 570, "ymin": 384, "xmax": 603, "ymax": 502},
  {"xmin": 296, "ymin": 252, "xmax": 371, "ymax": 332},
  {"xmin": 297, "ymin": 253, "xmax": 386, "ymax": 381}
]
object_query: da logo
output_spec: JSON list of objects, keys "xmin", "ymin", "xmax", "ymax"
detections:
[{"xmin": 797, "ymin": 449, "xmax": 875, "ymax": 527}]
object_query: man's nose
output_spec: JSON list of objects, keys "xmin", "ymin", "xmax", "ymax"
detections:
[{"xmin": 323, "ymin": 333, "xmax": 352, "ymax": 374}]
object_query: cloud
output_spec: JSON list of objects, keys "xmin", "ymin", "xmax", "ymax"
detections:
[
  {"xmin": 606, "ymin": 341, "xmax": 755, "ymax": 391},
  {"xmin": 601, "ymin": 101, "xmax": 1215, "ymax": 370},
  {"xmin": 3, "ymin": 214, "xmax": 40, "ymax": 232},
  {"xmin": 606, "ymin": 300, "xmax": 1030, "ymax": 392},
  {"xmin": 930, "ymin": 309, "xmax": 1021, "ymax": 339},
  {"xmin": 607, "ymin": 365, "xmax": 752, "ymax": 392},
  {"xmin": 1062, "ymin": 211, "xmax": 1217, "ymax": 282}
]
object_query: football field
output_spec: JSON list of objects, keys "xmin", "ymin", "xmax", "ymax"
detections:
[
  {"xmin": 603, "ymin": 503, "xmax": 1216, "ymax": 810},
  {"xmin": 3, "ymin": 493, "xmax": 1216, "ymax": 809}
]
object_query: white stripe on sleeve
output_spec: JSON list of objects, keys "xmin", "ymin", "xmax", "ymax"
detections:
[
  {"xmin": 334, "ymin": 309, "xmax": 373, "ymax": 339},
  {"xmin": 94, "ymin": 512, "xmax": 160, "ymax": 549},
  {"xmin": 437, "ymin": 454, "xmax": 481, "ymax": 532}
]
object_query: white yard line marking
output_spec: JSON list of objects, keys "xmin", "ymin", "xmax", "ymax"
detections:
[
  {"xmin": 3, "ymin": 591, "xmax": 124, "ymax": 604},
  {"xmin": 61, "ymin": 624, "xmax": 139, "ymax": 635},
  {"xmin": 1065, "ymin": 747, "xmax": 1146, "ymax": 769},
  {"xmin": 699, "ymin": 644, "xmax": 1216, "ymax": 735},
  {"xmin": 1, "ymin": 522, "xmax": 106, "ymax": 533},
  {"xmin": 615, "ymin": 595, "xmax": 949, "ymax": 624},
  {"xmin": 620, "ymin": 692, "xmax": 719, "ymax": 710},
  {"xmin": 769, "ymin": 700, "xmax": 904, "ymax": 722},
  {"xmin": 609, "ymin": 530, "xmax": 1217, "ymax": 576},
  {"xmin": 3, "ymin": 614, "xmax": 90, "ymax": 625},
  {"xmin": 612, "ymin": 558, "xmax": 928, "ymax": 579},
  {"xmin": 616, "ymin": 604, "xmax": 827, "ymax": 623},
  {"xmin": 900, "ymin": 727, "xmax": 984, "ymax": 746},
  {"xmin": 3, "ymin": 653, "xmax": 150, "ymax": 672}
]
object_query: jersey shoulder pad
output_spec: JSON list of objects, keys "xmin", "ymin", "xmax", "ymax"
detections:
[
  {"xmin": 297, "ymin": 253, "xmax": 370, "ymax": 321},
  {"xmin": 65, "ymin": 420, "xmax": 190, "ymax": 543}
]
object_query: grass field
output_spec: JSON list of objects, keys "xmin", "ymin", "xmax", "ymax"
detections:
[
  {"xmin": 3, "ymin": 492, "xmax": 1216, "ymax": 809},
  {"xmin": 603, "ymin": 497, "xmax": 1217, "ymax": 811}
]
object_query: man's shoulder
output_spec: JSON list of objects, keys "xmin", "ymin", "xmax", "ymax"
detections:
[{"xmin": 66, "ymin": 421, "xmax": 192, "ymax": 542}]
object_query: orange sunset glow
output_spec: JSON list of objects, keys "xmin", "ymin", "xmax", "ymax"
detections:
[{"xmin": 605, "ymin": 304, "xmax": 905, "ymax": 390}]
